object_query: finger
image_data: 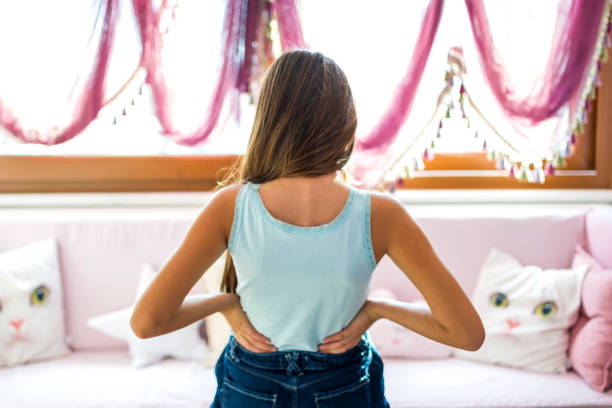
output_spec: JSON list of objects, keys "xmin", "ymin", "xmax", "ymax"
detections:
[
  {"xmin": 235, "ymin": 335, "xmax": 257, "ymax": 353},
  {"xmin": 249, "ymin": 327, "xmax": 273, "ymax": 345},
  {"xmin": 321, "ymin": 331, "xmax": 347, "ymax": 344},
  {"xmin": 237, "ymin": 333, "xmax": 276, "ymax": 353},
  {"xmin": 249, "ymin": 336, "xmax": 277, "ymax": 352},
  {"xmin": 242, "ymin": 324, "xmax": 275, "ymax": 350},
  {"xmin": 318, "ymin": 338, "xmax": 352, "ymax": 354}
]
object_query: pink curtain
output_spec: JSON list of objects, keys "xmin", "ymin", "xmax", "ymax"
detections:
[
  {"xmin": 347, "ymin": 0, "xmax": 445, "ymax": 187},
  {"xmin": 274, "ymin": 0, "xmax": 307, "ymax": 50},
  {"xmin": 132, "ymin": 0, "xmax": 245, "ymax": 146},
  {"xmin": 0, "ymin": 0, "xmax": 119, "ymax": 145},
  {"xmin": 132, "ymin": 0, "xmax": 304, "ymax": 147},
  {"xmin": 464, "ymin": 0, "xmax": 605, "ymax": 126}
]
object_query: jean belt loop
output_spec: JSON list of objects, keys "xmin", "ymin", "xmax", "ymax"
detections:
[
  {"xmin": 228, "ymin": 338, "xmax": 240, "ymax": 363},
  {"xmin": 284, "ymin": 353, "xmax": 304, "ymax": 376}
]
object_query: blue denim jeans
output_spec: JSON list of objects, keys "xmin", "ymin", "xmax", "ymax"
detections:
[{"xmin": 211, "ymin": 334, "xmax": 390, "ymax": 407}]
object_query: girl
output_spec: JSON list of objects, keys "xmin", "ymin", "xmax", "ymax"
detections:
[{"xmin": 130, "ymin": 49, "xmax": 485, "ymax": 407}]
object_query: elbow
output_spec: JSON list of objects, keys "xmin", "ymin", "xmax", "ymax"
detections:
[
  {"xmin": 130, "ymin": 312, "xmax": 157, "ymax": 339},
  {"xmin": 459, "ymin": 320, "xmax": 486, "ymax": 352}
]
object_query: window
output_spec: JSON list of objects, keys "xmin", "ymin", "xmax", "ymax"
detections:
[{"xmin": 1, "ymin": 1, "xmax": 609, "ymax": 193}]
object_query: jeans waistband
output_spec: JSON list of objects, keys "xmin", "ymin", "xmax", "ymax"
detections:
[{"xmin": 226, "ymin": 334, "xmax": 372, "ymax": 376}]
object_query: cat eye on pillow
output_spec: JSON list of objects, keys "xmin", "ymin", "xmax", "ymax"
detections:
[
  {"xmin": 489, "ymin": 292, "xmax": 508, "ymax": 308},
  {"xmin": 0, "ymin": 238, "xmax": 70, "ymax": 367},
  {"xmin": 534, "ymin": 301, "xmax": 557, "ymax": 318},
  {"xmin": 31, "ymin": 285, "xmax": 50, "ymax": 306}
]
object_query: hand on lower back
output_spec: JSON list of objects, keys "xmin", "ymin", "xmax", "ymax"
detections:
[
  {"xmin": 219, "ymin": 293, "xmax": 277, "ymax": 353},
  {"xmin": 318, "ymin": 299, "xmax": 379, "ymax": 354}
]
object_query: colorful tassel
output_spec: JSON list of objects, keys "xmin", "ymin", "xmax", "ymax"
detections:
[
  {"xmin": 502, "ymin": 156, "xmax": 511, "ymax": 170},
  {"xmin": 574, "ymin": 121, "xmax": 583, "ymax": 135},
  {"xmin": 482, "ymin": 139, "xmax": 487, "ymax": 152},
  {"xmin": 395, "ymin": 176, "xmax": 405, "ymax": 187},
  {"xmin": 594, "ymin": 72, "xmax": 603, "ymax": 87},
  {"xmin": 508, "ymin": 165, "xmax": 515, "ymax": 178},
  {"xmin": 604, "ymin": 34, "xmax": 611, "ymax": 49},
  {"xmin": 495, "ymin": 156, "xmax": 504, "ymax": 170},
  {"xmin": 431, "ymin": 139, "xmax": 436, "ymax": 149},
  {"xmin": 520, "ymin": 166, "xmax": 532, "ymax": 183},
  {"xmin": 545, "ymin": 162, "xmax": 555, "ymax": 176},
  {"xmin": 564, "ymin": 142, "xmax": 572, "ymax": 158},
  {"xmin": 486, "ymin": 148, "xmax": 493, "ymax": 161},
  {"xmin": 415, "ymin": 156, "xmax": 425, "ymax": 170},
  {"xmin": 112, "ymin": 116, "xmax": 117, "ymax": 125},
  {"xmin": 535, "ymin": 168, "xmax": 546, "ymax": 184},
  {"xmin": 131, "ymin": 98, "xmax": 135, "ymax": 106},
  {"xmin": 555, "ymin": 154, "xmax": 566, "ymax": 168},
  {"xmin": 404, "ymin": 164, "xmax": 414, "ymax": 178},
  {"xmin": 423, "ymin": 148, "xmax": 434, "ymax": 161},
  {"xmin": 570, "ymin": 133, "xmax": 577, "ymax": 146},
  {"xmin": 122, "ymin": 108, "xmax": 127, "ymax": 116}
]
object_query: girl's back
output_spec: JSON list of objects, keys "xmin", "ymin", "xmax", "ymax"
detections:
[{"xmin": 226, "ymin": 174, "xmax": 378, "ymax": 352}]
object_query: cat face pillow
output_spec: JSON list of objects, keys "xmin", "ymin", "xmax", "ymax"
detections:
[
  {"xmin": 0, "ymin": 238, "xmax": 70, "ymax": 367},
  {"xmin": 454, "ymin": 247, "xmax": 587, "ymax": 374}
]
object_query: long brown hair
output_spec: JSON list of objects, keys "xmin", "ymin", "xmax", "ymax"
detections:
[{"xmin": 215, "ymin": 49, "xmax": 357, "ymax": 293}]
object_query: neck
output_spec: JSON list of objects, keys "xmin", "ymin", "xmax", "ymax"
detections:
[{"xmin": 266, "ymin": 172, "xmax": 342, "ymax": 190}]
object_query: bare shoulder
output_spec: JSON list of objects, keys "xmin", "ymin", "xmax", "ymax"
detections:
[
  {"xmin": 202, "ymin": 183, "xmax": 243, "ymax": 240},
  {"xmin": 370, "ymin": 190, "xmax": 416, "ymax": 229},
  {"xmin": 370, "ymin": 191, "xmax": 405, "ymax": 263},
  {"xmin": 369, "ymin": 191, "xmax": 417, "ymax": 262}
]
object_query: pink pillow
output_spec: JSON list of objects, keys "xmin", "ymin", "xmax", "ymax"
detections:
[
  {"xmin": 572, "ymin": 245, "xmax": 612, "ymax": 318},
  {"xmin": 569, "ymin": 314, "xmax": 612, "ymax": 392},
  {"xmin": 368, "ymin": 288, "xmax": 452, "ymax": 359},
  {"xmin": 569, "ymin": 245, "xmax": 612, "ymax": 392},
  {"xmin": 585, "ymin": 208, "xmax": 612, "ymax": 269}
]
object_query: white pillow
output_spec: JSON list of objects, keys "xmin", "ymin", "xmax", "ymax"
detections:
[
  {"xmin": 0, "ymin": 238, "xmax": 70, "ymax": 367},
  {"xmin": 454, "ymin": 247, "xmax": 587, "ymax": 373},
  {"xmin": 87, "ymin": 263, "xmax": 208, "ymax": 368}
]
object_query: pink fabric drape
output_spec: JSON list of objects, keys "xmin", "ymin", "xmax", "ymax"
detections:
[
  {"xmin": 348, "ymin": 0, "xmax": 444, "ymax": 187},
  {"xmin": 133, "ymin": 0, "xmax": 246, "ymax": 146},
  {"xmin": 274, "ymin": 0, "xmax": 307, "ymax": 50},
  {"xmin": 464, "ymin": 0, "xmax": 605, "ymax": 126},
  {"xmin": 0, "ymin": 0, "xmax": 119, "ymax": 145},
  {"xmin": 132, "ymin": 0, "xmax": 305, "ymax": 147}
]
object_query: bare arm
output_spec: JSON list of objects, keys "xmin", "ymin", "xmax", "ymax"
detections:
[
  {"xmin": 318, "ymin": 193, "xmax": 484, "ymax": 354},
  {"xmin": 371, "ymin": 194, "xmax": 485, "ymax": 351},
  {"xmin": 129, "ymin": 185, "xmax": 237, "ymax": 338}
]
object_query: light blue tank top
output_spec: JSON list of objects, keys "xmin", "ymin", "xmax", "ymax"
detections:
[{"xmin": 228, "ymin": 181, "xmax": 377, "ymax": 352}]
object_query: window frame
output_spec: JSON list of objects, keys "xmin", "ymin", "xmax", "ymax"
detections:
[{"xmin": 0, "ymin": 58, "xmax": 610, "ymax": 193}]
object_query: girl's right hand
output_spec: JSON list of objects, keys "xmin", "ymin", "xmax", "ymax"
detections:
[
  {"xmin": 219, "ymin": 293, "xmax": 277, "ymax": 353},
  {"xmin": 317, "ymin": 299, "xmax": 381, "ymax": 354}
]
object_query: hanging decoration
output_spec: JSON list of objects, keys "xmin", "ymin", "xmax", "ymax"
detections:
[
  {"xmin": 344, "ymin": 0, "xmax": 445, "ymax": 189},
  {"xmin": 379, "ymin": 1, "xmax": 612, "ymax": 192},
  {"xmin": 0, "ymin": 0, "xmax": 121, "ymax": 145},
  {"xmin": 132, "ymin": 0, "xmax": 301, "ymax": 147}
]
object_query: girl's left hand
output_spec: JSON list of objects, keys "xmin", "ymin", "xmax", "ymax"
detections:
[
  {"xmin": 317, "ymin": 299, "xmax": 380, "ymax": 354},
  {"xmin": 219, "ymin": 293, "xmax": 277, "ymax": 353}
]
